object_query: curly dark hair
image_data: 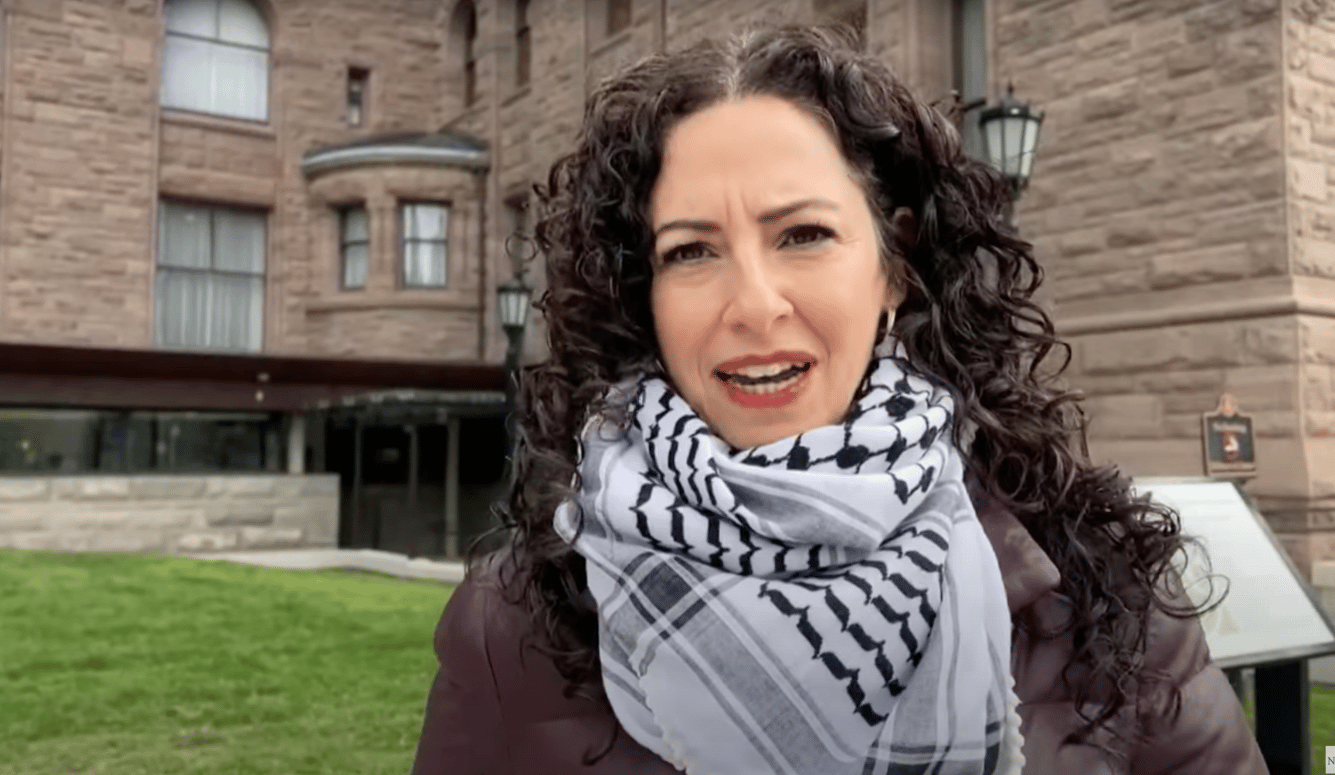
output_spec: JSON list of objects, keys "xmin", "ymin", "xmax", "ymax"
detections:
[{"xmin": 484, "ymin": 24, "xmax": 1208, "ymax": 764}]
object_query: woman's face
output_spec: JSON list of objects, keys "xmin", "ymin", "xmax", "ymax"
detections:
[{"xmin": 648, "ymin": 95, "xmax": 903, "ymax": 449}]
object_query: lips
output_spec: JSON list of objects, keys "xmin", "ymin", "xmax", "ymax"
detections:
[{"xmin": 713, "ymin": 350, "xmax": 817, "ymax": 382}]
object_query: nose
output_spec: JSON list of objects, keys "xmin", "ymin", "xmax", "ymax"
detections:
[{"xmin": 721, "ymin": 244, "xmax": 793, "ymax": 337}]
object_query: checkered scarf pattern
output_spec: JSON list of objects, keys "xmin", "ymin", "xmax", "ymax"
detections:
[{"xmin": 554, "ymin": 349, "xmax": 1015, "ymax": 774}]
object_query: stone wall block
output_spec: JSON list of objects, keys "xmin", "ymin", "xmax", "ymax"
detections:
[
  {"xmin": 1068, "ymin": 373, "xmax": 1139, "ymax": 397},
  {"xmin": 300, "ymin": 475, "xmax": 339, "ymax": 497},
  {"xmin": 1300, "ymin": 317, "xmax": 1335, "ymax": 363},
  {"xmin": 1079, "ymin": 330, "xmax": 1181, "ymax": 374},
  {"xmin": 223, "ymin": 477, "xmax": 278, "ymax": 498},
  {"xmin": 15, "ymin": 531, "xmax": 97, "ymax": 552},
  {"xmin": 204, "ymin": 503, "xmax": 275, "ymax": 527},
  {"xmin": 125, "ymin": 509, "xmax": 198, "ymax": 530},
  {"xmin": 1132, "ymin": 369, "xmax": 1225, "ymax": 394},
  {"xmin": 1306, "ymin": 410, "xmax": 1335, "ymax": 436},
  {"xmin": 1243, "ymin": 319, "xmax": 1297, "ymax": 364},
  {"xmin": 130, "ymin": 476, "xmax": 207, "ymax": 500},
  {"xmin": 1084, "ymin": 394, "xmax": 1165, "ymax": 439},
  {"xmin": 52, "ymin": 510, "xmax": 132, "ymax": 531},
  {"xmin": 240, "ymin": 527, "xmax": 305, "ymax": 549},
  {"xmin": 1305, "ymin": 366, "xmax": 1335, "ymax": 411},
  {"xmin": 1161, "ymin": 414, "xmax": 1207, "ymax": 440},
  {"xmin": 1162, "ymin": 390, "xmax": 1228, "ymax": 415},
  {"xmin": 1253, "ymin": 410, "xmax": 1301, "ymax": 437},
  {"xmin": 89, "ymin": 532, "xmax": 168, "ymax": 552},
  {"xmin": 1148, "ymin": 244, "xmax": 1253, "ymax": 289},
  {"xmin": 175, "ymin": 532, "xmax": 241, "ymax": 553},
  {"xmin": 273, "ymin": 477, "xmax": 304, "ymax": 499},
  {"xmin": 53, "ymin": 477, "xmax": 131, "ymax": 501},
  {"xmin": 0, "ymin": 513, "xmax": 47, "ymax": 531},
  {"xmin": 1222, "ymin": 367, "xmax": 1300, "ymax": 411},
  {"xmin": 0, "ymin": 479, "xmax": 52, "ymax": 501},
  {"xmin": 1293, "ymin": 157, "xmax": 1329, "ymax": 200}
]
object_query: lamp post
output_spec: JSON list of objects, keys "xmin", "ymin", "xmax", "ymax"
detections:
[
  {"xmin": 978, "ymin": 83, "xmax": 1045, "ymax": 220},
  {"xmin": 496, "ymin": 273, "xmax": 531, "ymax": 484}
]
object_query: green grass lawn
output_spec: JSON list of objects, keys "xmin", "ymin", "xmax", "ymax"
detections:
[{"xmin": 0, "ymin": 549, "xmax": 455, "ymax": 775}]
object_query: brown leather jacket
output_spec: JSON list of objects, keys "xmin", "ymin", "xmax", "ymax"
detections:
[{"xmin": 412, "ymin": 494, "xmax": 1268, "ymax": 774}]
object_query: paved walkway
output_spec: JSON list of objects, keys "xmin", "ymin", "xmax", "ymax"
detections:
[{"xmin": 184, "ymin": 548, "xmax": 467, "ymax": 583}]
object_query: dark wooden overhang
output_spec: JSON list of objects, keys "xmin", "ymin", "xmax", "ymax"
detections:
[{"xmin": 0, "ymin": 342, "xmax": 505, "ymax": 412}]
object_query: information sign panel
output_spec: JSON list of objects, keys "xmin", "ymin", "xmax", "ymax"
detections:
[{"xmin": 1132, "ymin": 478, "xmax": 1335, "ymax": 669}]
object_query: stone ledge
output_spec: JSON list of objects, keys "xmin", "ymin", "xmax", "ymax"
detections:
[{"xmin": 184, "ymin": 548, "xmax": 465, "ymax": 583}]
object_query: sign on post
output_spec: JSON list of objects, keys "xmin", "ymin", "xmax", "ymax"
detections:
[{"xmin": 1134, "ymin": 478, "xmax": 1335, "ymax": 775}]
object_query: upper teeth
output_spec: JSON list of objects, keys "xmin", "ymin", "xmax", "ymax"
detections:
[{"xmin": 728, "ymin": 362, "xmax": 806, "ymax": 378}]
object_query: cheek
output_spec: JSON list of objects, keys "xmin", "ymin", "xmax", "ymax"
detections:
[{"xmin": 651, "ymin": 284, "xmax": 701, "ymax": 373}]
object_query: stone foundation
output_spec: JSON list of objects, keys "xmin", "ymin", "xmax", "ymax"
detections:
[{"xmin": 0, "ymin": 474, "xmax": 338, "ymax": 554}]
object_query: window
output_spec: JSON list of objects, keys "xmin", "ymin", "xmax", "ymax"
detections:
[
  {"xmin": 161, "ymin": 0, "xmax": 270, "ymax": 122},
  {"xmin": 156, "ymin": 201, "xmax": 266, "ymax": 352},
  {"xmin": 450, "ymin": 0, "xmax": 478, "ymax": 107},
  {"xmin": 515, "ymin": 0, "xmax": 531, "ymax": 88},
  {"xmin": 340, "ymin": 205, "xmax": 369, "ymax": 289},
  {"xmin": 953, "ymin": 0, "xmax": 987, "ymax": 157},
  {"xmin": 346, "ymin": 67, "xmax": 369, "ymax": 126},
  {"xmin": 0, "ymin": 409, "xmax": 282, "ymax": 473},
  {"xmin": 400, "ymin": 203, "xmax": 449, "ymax": 288},
  {"xmin": 607, "ymin": 0, "xmax": 632, "ymax": 36}
]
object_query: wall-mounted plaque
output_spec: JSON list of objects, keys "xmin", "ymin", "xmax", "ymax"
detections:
[{"xmin": 1201, "ymin": 393, "xmax": 1256, "ymax": 479}]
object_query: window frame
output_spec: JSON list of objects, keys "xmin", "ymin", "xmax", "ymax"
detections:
[
  {"xmin": 160, "ymin": 0, "xmax": 272, "ymax": 123},
  {"xmin": 398, "ymin": 201, "xmax": 450, "ymax": 289},
  {"xmin": 338, "ymin": 204, "xmax": 370, "ymax": 290},
  {"xmin": 155, "ymin": 199, "xmax": 268, "ymax": 353},
  {"xmin": 346, "ymin": 66, "xmax": 370, "ymax": 127}
]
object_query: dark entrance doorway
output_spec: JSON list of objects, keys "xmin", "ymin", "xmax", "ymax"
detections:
[{"xmin": 321, "ymin": 396, "xmax": 508, "ymax": 559}]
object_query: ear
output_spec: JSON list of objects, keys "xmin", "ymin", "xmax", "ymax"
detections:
[{"xmin": 888, "ymin": 206, "xmax": 918, "ymax": 250}]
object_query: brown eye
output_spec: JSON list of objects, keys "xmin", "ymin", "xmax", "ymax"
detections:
[
  {"xmin": 660, "ymin": 242, "xmax": 714, "ymax": 264},
  {"xmin": 780, "ymin": 224, "xmax": 835, "ymax": 248}
]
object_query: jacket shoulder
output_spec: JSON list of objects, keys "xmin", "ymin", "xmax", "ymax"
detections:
[{"xmin": 1129, "ymin": 589, "xmax": 1268, "ymax": 774}]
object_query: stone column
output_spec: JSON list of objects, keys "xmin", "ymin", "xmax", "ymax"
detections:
[
  {"xmin": 286, "ymin": 414, "xmax": 305, "ymax": 474},
  {"xmin": 445, "ymin": 415, "xmax": 461, "ymax": 558}
]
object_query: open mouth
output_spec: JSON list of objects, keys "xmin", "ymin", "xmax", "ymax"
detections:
[{"xmin": 714, "ymin": 362, "xmax": 813, "ymax": 394}]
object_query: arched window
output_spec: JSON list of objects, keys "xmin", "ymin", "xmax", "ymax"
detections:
[
  {"xmin": 450, "ymin": 0, "xmax": 478, "ymax": 107},
  {"xmin": 515, "ymin": 0, "xmax": 531, "ymax": 88},
  {"xmin": 161, "ymin": 0, "xmax": 270, "ymax": 122}
]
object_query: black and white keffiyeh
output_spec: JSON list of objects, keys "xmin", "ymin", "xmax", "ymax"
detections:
[{"xmin": 554, "ymin": 345, "xmax": 1019, "ymax": 775}]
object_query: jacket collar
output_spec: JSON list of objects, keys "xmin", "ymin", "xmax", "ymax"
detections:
[{"xmin": 968, "ymin": 479, "xmax": 1062, "ymax": 614}]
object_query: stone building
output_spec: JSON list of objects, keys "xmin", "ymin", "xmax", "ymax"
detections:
[{"xmin": 0, "ymin": 0, "xmax": 1333, "ymax": 574}]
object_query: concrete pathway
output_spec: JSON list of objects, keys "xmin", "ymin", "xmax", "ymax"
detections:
[{"xmin": 183, "ymin": 548, "xmax": 466, "ymax": 583}]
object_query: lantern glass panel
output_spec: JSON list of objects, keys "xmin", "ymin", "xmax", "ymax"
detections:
[
  {"xmin": 1018, "ymin": 118, "xmax": 1042, "ymax": 179},
  {"xmin": 1001, "ymin": 115, "xmax": 1027, "ymax": 176},
  {"xmin": 984, "ymin": 119, "xmax": 1005, "ymax": 174}
]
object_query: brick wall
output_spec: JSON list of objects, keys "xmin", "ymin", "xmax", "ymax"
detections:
[{"xmin": 0, "ymin": 473, "xmax": 339, "ymax": 553}]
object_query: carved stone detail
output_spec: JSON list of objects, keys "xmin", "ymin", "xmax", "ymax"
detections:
[{"xmin": 1295, "ymin": 0, "xmax": 1335, "ymax": 24}]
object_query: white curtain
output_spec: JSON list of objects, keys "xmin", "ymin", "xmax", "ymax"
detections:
[
  {"xmin": 156, "ymin": 202, "xmax": 266, "ymax": 352},
  {"xmin": 341, "ymin": 207, "xmax": 369, "ymax": 289},
  {"xmin": 161, "ymin": 0, "xmax": 270, "ymax": 122},
  {"xmin": 402, "ymin": 204, "xmax": 449, "ymax": 287}
]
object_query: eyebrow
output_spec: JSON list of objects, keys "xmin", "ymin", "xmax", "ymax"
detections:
[{"xmin": 653, "ymin": 197, "xmax": 839, "ymax": 240}]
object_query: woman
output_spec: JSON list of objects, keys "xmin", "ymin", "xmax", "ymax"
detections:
[{"xmin": 413, "ymin": 26, "xmax": 1266, "ymax": 775}]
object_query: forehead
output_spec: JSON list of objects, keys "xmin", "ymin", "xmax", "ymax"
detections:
[{"xmin": 651, "ymin": 96, "xmax": 860, "ymax": 216}]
